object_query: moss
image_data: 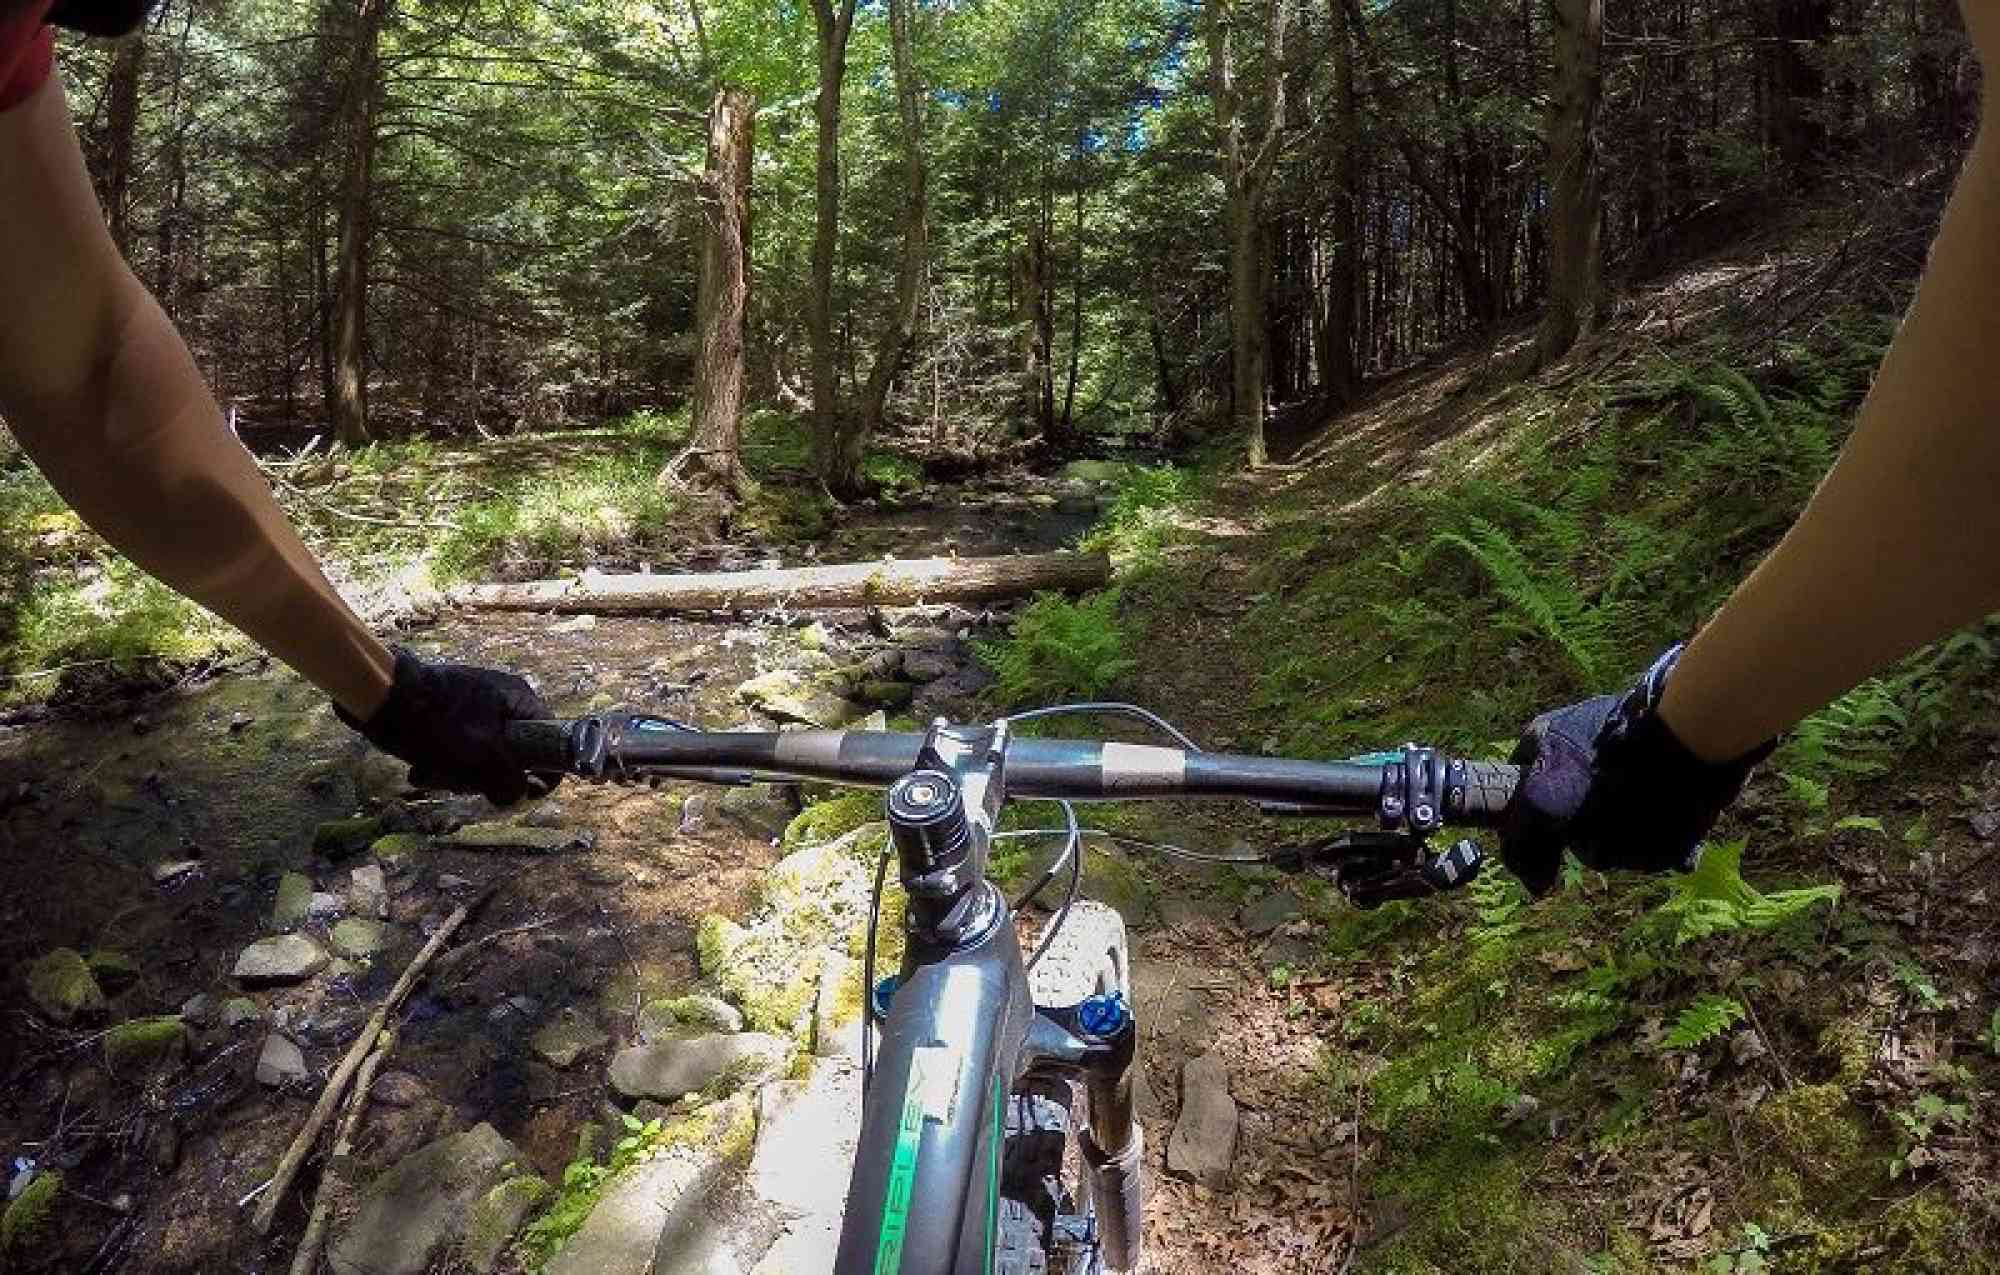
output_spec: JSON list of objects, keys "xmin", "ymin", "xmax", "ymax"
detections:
[
  {"xmin": 464, "ymin": 1174, "xmax": 551, "ymax": 1271},
  {"xmin": 271, "ymin": 872, "xmax": 313, "ymax": 929},
  {"xmin": 103, "ymin": 1015, "xmax": 188, "ymax": 1075},
  {"xmin": 24, "ymin": 948, "xmax": 105, "ymax": 1024},
  {"xmin": 82, "ymin": 948, "xmax": 138, "ymax": 986},
  {"xmin": 0, "ymin": 1171, "xmax": 60, "ymax": 1259},
  {"xmin": 696, "ymin": 915, "xmax": 748, "ymax": 976},
  {"xmin": 313, "ymin": 816, "xmax": 385, "ymax": 858},
  {"xmin": 371, "ymin": 832, "xmax": 426, "ymax": 861},
  {"xmin": 781, "ymin": 795, "xmax": 881, "ymax": 852},
  {"xmin": 1746, "ymin": 1083, "xmax": 1880, "ymax": 1198}
]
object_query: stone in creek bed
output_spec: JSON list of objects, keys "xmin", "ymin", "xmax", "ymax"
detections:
[
  {"xmin": 435, "ymin": 823, "xmax": 593, "ymax": 854},
  {"xmin": 271, "ymin": 872, "xmax": 314, "ymax": 930},
  {"xmin": 256, "ymin": 1033, "xmax": 310, "ymax": 1086},
  {"xmin": 530, "ymin": 1012, "xmax": 610, "ymax": 1069},
  {"xmin": 233, "ymin": 935, "xmax": 329, "ymax": 986},
  {"xmin": 331, "ymin": 919, "xmax": 389, "ymax": 959},
  {"xmin": 607, "ymin": 1032, "xmax": 791, "ymax": 1102},
  {"xmin": 350, "ymin": 864, "xmax": 390, "ymax": 919}
]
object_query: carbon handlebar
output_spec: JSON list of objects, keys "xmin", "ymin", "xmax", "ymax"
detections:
[{"xmin": 504, "ymin": 714, "xmax": 1519, "ymax": 829}]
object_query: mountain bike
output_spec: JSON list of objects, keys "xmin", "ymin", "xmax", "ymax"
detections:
[{"xmin": 507, "ymin": 705, "xmax": 1518, "ymax": 1275}]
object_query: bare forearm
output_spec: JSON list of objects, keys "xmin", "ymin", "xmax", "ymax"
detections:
[
  {"xmin": 1661, "ymin": 127, "xmax": 2000, "ymax": 760},
  {"xmin": 11, "ymin": 282, "xmax": 393, "ymax": 717}
]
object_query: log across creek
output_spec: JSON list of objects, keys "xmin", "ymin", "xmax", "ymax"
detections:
[{"xmin": 454, "ymin": 550, "xmax": 1112, "ymax": 614}]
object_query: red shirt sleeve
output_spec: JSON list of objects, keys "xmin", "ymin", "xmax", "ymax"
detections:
[{"xmin": 1, "ymin": 1, "xmax": 59, "ymax": 114}]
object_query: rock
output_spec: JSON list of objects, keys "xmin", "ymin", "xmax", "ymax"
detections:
[
  {"xmin": 465, "ymin": 1176, "xmax": 552, "ymax": 1272},
  {"xmin": 638, "ymin": 995, "xmax": 745, "ymax": 1042},
  {"xmin": 234, "ymin": 935, "xmax": 329, "ymax": 985},
  {"xmin": 145, "ymin": 1120, "xmax": 181, "ymax": 1173},
  {"xmin": 220, "ymin": 997, "xmax": 261, "ymax": 1028},
  {"xmin": 1133, "ymin": 1061, "xmax": 1167, "ymax": 1123},
  {"xmin": 812, "ymin": 953, "xmax": 861, "ymax": 1059},
  {"xmin": 84, "ymin": 949, "xmax": 139, "ymax": 988},
  {"xmin": 736, "ymin": 669, "xmax": 866, "ymax": 729},
  {"xmin": 436, "ymin": 823, "xmax": 593, "ymax": 854},
  {"xmin": 1501, "ymin": 1093, "xmax": 1542, "ymax": 1125},
  {"xmin": 5, "ymin": 1168, "xmax": 31, "ymax": 1202},
  {"xmin": 531, "ymin": 1010, "xmax": 610, "ymax": 1069},
  {"xmin": 103, "ymin": 1017, "xmax": 189, "ymax": 1077},
  {"xmin": 717, "ymin": 784, "xmax": 801, "ymax": 843},
  {"xmin": 179, "ymin": 993, "xmax": 218, "ymax": 1027},
  {"xmin": 679, "ymin": 795, "xmax": 709, "ymax": 835},
  {"xmin": 26, "ymin": 949, "xmax": 106, "ymax": 1024},
  {"xmin": 797, "ymin": 621, "xmax": 831, "ymax": 652},
  {"xmin": 607, "ymin": 1032, "xmax": 792, "ymax": 1102},
  {"xmin": 350, "ymin": 864, "xmax": 390, "ymax": 919},
  {"xmin": 852, "ymin": 680, "xmax": 913, "ymax": 709},
  {"xmin": 550, "ymin": 613, "xmax": 598, "ymax": 634},
  {"xmin": 315, "ymin": 816, "xmax": 386, "ymax": 858},
  {"xmin": 1973, "ymin": 809, "xmax": 2000, "ymax": 842},
  {"xmin": 256, "ymin": 1033, "xmax": 310, "ymax": 1086},
  {"xmin": 1166, "ymin": 1052, "xmax": 1237, "ymax": 1189},
  {"xmin": 1239, "ymin": 890, "xmax": 1304, "ymax": 936},
  {"xmin": 311, "ymin": 892, "xmax": 348, "ymax": 922},
  {"xmin": 372, "ymin": 833, "xmax": 425, "ymax": 875},
  {"xmin": 328, "ymin": 1123, "xmax": 529, "ymax": 1275},
  {"xmin": 151, "ymin": 859, "xmax": 202, "ymax": 885},
  {"xmin": 748, "ymin": 1059, "xmax": 861, "ymax": 1219},
  {"xmin": 438, "ymin": 873, "xmax": 474, "ymax": 892},
  {"xmin": 545, "ymin": 1097, "xmax": 754, "ymax": 1275},
  {"xmin": 0, "ymin": 1171, "xmax": 60, "ymax": 1261},
  {"xmin": 272, "ymin": 872, "xmax": 314, "ymax": 930},
  {"xmin": 371, "ymin": 1070, "xmax": 430, "ymax": 1109},
  {"xmin": 330, "ymin": 918, "xmax": 388, "ymax": 959},
  {"xmin": 899, "ymin": 650, "xmax": 957, "ymax": 683}
]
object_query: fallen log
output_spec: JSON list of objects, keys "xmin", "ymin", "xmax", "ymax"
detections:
[{"xmin": 454, "ymin": 550, "xmax": 1112, "ymax": 615}]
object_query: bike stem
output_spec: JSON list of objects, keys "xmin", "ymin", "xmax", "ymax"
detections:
[{"xmin": 884, "ymin": 718, "xmax": 1013, "ymax": 948}]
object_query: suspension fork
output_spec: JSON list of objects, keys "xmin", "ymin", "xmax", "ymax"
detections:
[{"xmin": 1024, "ymin": 1005, "xmax": 1143, "ymax": 1270}]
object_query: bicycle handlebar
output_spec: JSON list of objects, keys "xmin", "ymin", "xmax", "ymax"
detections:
[{"xmin": 504, "ymin": 713, "xmax": 1519, "ymax": 829}]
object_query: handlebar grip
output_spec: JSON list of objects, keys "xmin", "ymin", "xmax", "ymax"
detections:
[
  {"xmin": 505, "ymin": 720, "xmax": 577, "ymax": 772},
  {"xmin": 1448, "ymin": 760, "xmax": 1519, "ymax": 827}
]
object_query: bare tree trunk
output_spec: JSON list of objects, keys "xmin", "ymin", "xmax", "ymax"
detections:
[
  {"xmin": 1208, "ymin": 0, "xmax": 1288, "ymax": 468},
  {"xmin": 808, "ymin": 0, "xmax": 858, "ymax": 492},
  {"xmin": 848, "ymin": 0, "xmax": 929, "ymax": 491},
  {"xmin": 1319, "ymin": 0, "xmax": 1359, "ymax": 403},
  {"xmin": 1015, "ymin": 224, "xmax": 1048, "ymax": 436},
  {"xmin": 1536, "ymin": 0, "xmax": 1603, "ymax": 365},
  {"xmin": 330, "ymin": 0, "xmax": 385, "ymax": 447},
  {"xmin": 101, "ymin": 37, "xmax": 144, "ymax": 256},
  {"xmin": 1058, "ymin": 178, "xmax": 1085, "ymax": 443},
  {"xmin": 668, "ymin": 85, "xmax": 758, "ymax": 500}
]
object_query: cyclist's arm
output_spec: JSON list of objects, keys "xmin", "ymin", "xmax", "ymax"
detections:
[
  {"xmin": 0, "ymin": 76, "xmax": 393, "ymax": 717},
  {"xmin": 1660, "ymin": 121, "xmax": 2000, "ymax": 757}
]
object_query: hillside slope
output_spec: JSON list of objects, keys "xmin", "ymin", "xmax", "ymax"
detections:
[{"xmin": 1034, "ymin": 173, "xmax": 2000, "ymax": 1273}]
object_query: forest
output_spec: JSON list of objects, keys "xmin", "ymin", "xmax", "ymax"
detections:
[{"xmin": 0, "ymin": 0, "xmax": 1997, "ymax": 1273}]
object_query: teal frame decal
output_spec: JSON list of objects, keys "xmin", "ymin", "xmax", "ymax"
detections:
[{"xmin": 874, "ymin": 1053, "xmax": 931, "ymax": 1274}]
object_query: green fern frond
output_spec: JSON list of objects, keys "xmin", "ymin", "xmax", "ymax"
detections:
[
  {"xmin": 1661, "ymin": 994, "xmax": 1746, "ymax": 1050},
  {"xmin": 1648, "ymin": 840, "xmax": 1841, "ymax": 945}
]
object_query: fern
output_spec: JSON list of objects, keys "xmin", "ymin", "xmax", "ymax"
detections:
[
  {"xmin": 1646, "ymin": 840, "xmax": 1840, "ymax": 946},
  {"xmin": 1661, "ymin": 994, "xmax": 1746, "ymax": 1050},
  {"xmin": 977, "ymin": 591, "xmax": 1135, "ymax": 704},
  {"xmin": 1429, "ymin": 517, "xmax": 1610, "ymax": 681}
]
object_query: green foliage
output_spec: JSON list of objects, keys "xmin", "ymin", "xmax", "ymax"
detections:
[
  {"xmin": 1704, "ymin": 1223, "xmax": 1775, "ymax": 1274},
  {"xmin": 1984, "ymin": 1008, "xmax": 2000, "ymax": 1055},
  {"xmin": 4, "ymin": 557, "xmax": 240, "ymax": 700},
  {"xmin": 1428, "ymin": 513, "xmax": 1613, "ymax": 682},
  {"xmin": 434, "ymin": 450, "xmax": 680, "ymax": 580},
  {"xmin": 861, "ymin": 452, "xmax": 924, "ymax": 497},
  {"xmin": 1080, "ymin": 464, "xmax": 1195, "ymax": 560},
  {"xmin": 1640, "ymin": 841, "xmax": 1840, "ymax": 946},
  {"xmin": 1660, "ymin": 994, "xmax": 1746, "ymax": 1050},
  {"xmin": 977, "ymin": 591, "xmax": 1134, "ymax": 705},
  {"xmin": 1890, "ymin": 1092, "xmax": 1973, "ymax": 1179}
]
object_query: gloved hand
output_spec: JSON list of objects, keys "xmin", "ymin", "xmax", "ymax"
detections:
[
  {"xmin": 1501, "ymin": 644, "xmax": 1772, "ymax": 895},
  {"xmin": 337, "ymin": 647, "xmax": 557, "ymax": 807}
]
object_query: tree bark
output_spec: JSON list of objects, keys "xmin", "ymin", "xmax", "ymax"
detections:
[
  {"xmin": 101, "ymin": 37, "xmax": 144, "ymax": 257},
  {"xmin": 669, "ymin": 84, "xmax": 758, "ymax": 499},
  {"xmin": 1316, "ymin": 0, "xmax": 1359, "ymax": 403},
  {"xmin": 1208, "ymin": 0, "xmax": 1289, "ymax": 468},
  {"xmin": 457, "ymin": 551, "xmax": 1113, "ymax": 614},
  {"xmin": 848, "ymin": 0, "xmax": 929, "ymax": 495},
  {"xmin": 808, "ymin": 0, "xmax": 858, "ymax": 492},
  {"xmin": 1015, "ymin": 223, "xmax": 1049, "ymax": 436},
  {"xmin": 330, "ymin": 0, "xmax": 385, "ymax": 447},
  {"xmin": 1536, "ymin": 0, "xmax": 1603, "ymax": 365}
]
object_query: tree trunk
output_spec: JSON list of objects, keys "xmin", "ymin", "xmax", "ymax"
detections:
[
  {"xmin": 808, "ymin": 0, "xmax": 858, "ymax": 491},
  {"xmin": 101, "ymin": 37, "xmax": 144, "ymax": 256},
  {"xmin": 848, "ymin": 0, "xmax": 929, "ymax": 497},
  {"xmin": 1536, "ymin": 0, "xmax": 1603, "ymax": 365},
  {"xmin": 1208, "ymin": 0, "xmax": 1288, "ymax": 468},
  {"xmin": 1765, "ymin": 0, "xmax": 1832, "ymax": 170},
  {"xmin": 670, "ymin": 84, "xmax": 758, "ymax": 499},
  {"xmin": 457, "ymin": 551, "xmax": 1113, "ymax": 614},
  {"xmin": 1058, "ymin": 178, "xmax": 1085, "ymax": 443},
  {"xmin": 330, "ymin": 0, "xmax": 385, "ymax": 448},
  {"xmin": 1314, "ymin": 0, "xmax": 1359, "ymax": 403},
  {"xmin": 1015, "ymin": 223, "xmax": 1049, "ymax": 436}
]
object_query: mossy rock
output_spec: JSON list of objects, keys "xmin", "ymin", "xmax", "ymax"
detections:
[
  {"xmin": 852, "ymin": 680, "xmax": 913, "ymax": 709},
  {"xmin": 371, "ymin": 833, "xmax": 426, "ymax": 875},
  {"xmin": 637, "ymin": 995, "xmax": 743, "ymax": 1041},
  {"xmin": 0, "ymin": 1171, "xmax": 60, "ymax": 1260},
  {"xmin": 463, "ymin": 1174, "xmax": 551, "ymax": 1273},
  {"xmin": 83, "ymin": 948, "xmax": 139, "ymax": 988},
  {"xmin": 314, "ymin": 816, "xmax": 385, "ymax": 858},
  {"xmin": 696, "ymin": 916, "xmax": 821, "ymax": 1039},
  {"xmin": 25, "ymin": 949, "xmax": 105, "ymax": 1024},
  {"xmin": 103, "ymin": 1015, "xmax": 189, "ymax": 1076},
  {"xmin": 271, "ymin": 871, "xmax": 314, "ymax": 930},
  {"xmin": 781, "ymin": 795, "xmax": 882, "ymax": 852}
]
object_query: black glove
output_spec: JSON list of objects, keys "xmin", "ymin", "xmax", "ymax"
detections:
[
  {"xmin": 49, "ymin": 0, "xmax": 159, "ymax": 37},
  {"xmin": 337, "ymin": 647, "xmax": 557, "ymax": 807},
  {"xmin": 1501, "ymin": 644, "xmax": 1772, "ymax": 896}
]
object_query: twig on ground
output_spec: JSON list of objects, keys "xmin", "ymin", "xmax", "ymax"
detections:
[
  {"xmin": 288, "ymin": 1031, "xmax": 395, "ymax": 1275},
  {"xmin": 251, "ymin": 900, "xmax": 473, "ymax": 1234}
]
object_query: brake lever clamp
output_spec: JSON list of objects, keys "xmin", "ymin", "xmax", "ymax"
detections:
[{"xmin": 1379, "ymin": 744, "xmax": 1445, "ymax": 835}]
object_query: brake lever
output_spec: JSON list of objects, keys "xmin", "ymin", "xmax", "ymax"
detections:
[{"xmin": 1273, "ymin": 832, "xmax": 1487, "ymax": 910}]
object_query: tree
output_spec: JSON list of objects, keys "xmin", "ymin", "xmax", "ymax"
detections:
[
  {"xmin": 330, "ymin": 0, "xmax": 387, "ymax": 446},
  {"xmin": 807, "ymin": 0, "xmax": 859, "ymax": 494},
  {"xmin": 854, "ymin": 0, "xmax": 929, "ymax": 467},
  {"xmin": 1207, "ymin": 0, "xmax": 1289, "ymax": 467},
  {"xmin": 1537, "ymin": 0, "xmax": 1604, "ymax": 364},
  {"xmin": 668, "ymin": 84, "xmax": 758, "ymax": 499}
]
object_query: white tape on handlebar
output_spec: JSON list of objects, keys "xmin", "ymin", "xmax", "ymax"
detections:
[{"xmin": 1100, "ymin": 743, "xmax": 1185, "ymax": 792}]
